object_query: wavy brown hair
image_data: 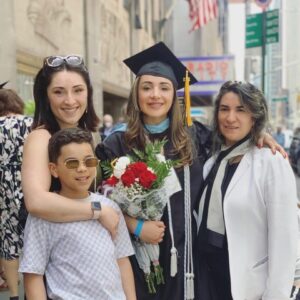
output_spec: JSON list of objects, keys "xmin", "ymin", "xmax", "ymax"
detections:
[
  {"xmin": 212, "ymin": 81, "xmax": 268, "ymax": 151},
  {"xmin": 0, "ymin": 89, "xmax": 25, "ymax": 116},
  {"xmin": 125, "ymin": 77, "xmax": 194, "ymax": 168}
]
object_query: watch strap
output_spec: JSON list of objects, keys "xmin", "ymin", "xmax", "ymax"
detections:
[{"xmin": 91, "ymin": 201, "xmax": 102, "ymax": 220}]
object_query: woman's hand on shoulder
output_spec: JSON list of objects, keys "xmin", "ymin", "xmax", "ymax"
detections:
[
  {"xmin": 140, "ymin": 220, "xmax": 166, "ymax": 244},
  {"xmin": 257, "ymin": 132, "xmax": 287, "ymax": 158},
  {"xmin": 99, "ymin": 205, "xmax": 120, "ymax": 239}
]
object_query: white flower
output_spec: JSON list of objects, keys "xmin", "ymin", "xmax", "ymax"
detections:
[
  {"xmin": 147, "ymin": 167, "xmax": 155, "ymax": 174},
  {"xmin": 156, "ymin": 153, "xmax": 166, "ymax": 162},
  {"xmin": 113, "ymin": 156, "xmax": 131, "ymax": 178}
]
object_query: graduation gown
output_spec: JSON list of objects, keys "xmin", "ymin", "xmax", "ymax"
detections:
[{"xmin": 95, "ymin": 121, "xmax": 211, "ymax": 300}]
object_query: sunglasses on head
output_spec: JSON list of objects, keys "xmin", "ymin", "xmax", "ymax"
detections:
[
  {"xmin": 64, "ymin": 157, "xmax": 99, "ymax": 169},
  {"xmin": 44, "ymin": 55, "xmax": 85, "ymax": 68}
]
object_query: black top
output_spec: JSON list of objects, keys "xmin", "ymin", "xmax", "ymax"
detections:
[
  {"xmin": 95, "ymin": 121, "xmax": 211, "ymax": 300},
  {"xmin": 195, "ymin": 162, "xmax": 240, "ymax": 300}
]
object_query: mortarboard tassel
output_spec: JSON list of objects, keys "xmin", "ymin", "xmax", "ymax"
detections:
[{"xmin": 184, "ymin": 70, "xmax": 192, "ymax": 127}]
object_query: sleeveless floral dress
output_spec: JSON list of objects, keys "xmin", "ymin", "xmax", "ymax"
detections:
[{"xmin": 0, "ymin": 115, "xmax": 32, "ymax": 260}]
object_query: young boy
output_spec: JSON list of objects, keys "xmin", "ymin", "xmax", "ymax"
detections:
[{"xmin": 19, "ymin": 128, "xmax": 136, "ymax": 300}]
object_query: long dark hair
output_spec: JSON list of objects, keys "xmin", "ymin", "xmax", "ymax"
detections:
[{"xmin": 32, "ymin": 62, "xmax": 99, "ymax": 134}]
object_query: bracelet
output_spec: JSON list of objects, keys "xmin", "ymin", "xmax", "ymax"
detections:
[{"xmin": 134, "ymin": 219, "xmax": 144, "ymax": 237}]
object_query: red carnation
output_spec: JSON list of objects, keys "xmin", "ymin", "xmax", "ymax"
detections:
[
  {"xmin": 128, "ymin": 162, "xmax": 148, "ymax": 177},
  {"xmin": 121, "ymin": 169, "xmax": 136, "ymax": 187},
  {"xmin": 139, "ymin": 170, "xmax": 157, "ymax": 189},
  {"xmin": 105, "ymin": 175, "xmax": 118, "ymax": 186}
]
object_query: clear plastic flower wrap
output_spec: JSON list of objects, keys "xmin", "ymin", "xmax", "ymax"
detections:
[
  {"xmin": 110, "ymin": 184, "xmax": 168, "ymax": 221},
  {"xmin": 100, "ymin": 140, "xmax": 178, "ymax": 293}
]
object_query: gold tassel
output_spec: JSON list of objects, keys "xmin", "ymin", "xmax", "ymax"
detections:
[
  {"xmin": 184, "ymin": 70, "xmax": 192, "ymax": 127},
  {"xmin": 170, "ymin": 247, "xmax": 178, "ymax": 277}
]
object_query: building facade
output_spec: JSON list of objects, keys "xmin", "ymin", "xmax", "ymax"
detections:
[
  {"xmin": 0, "ymin": 0, "xmax": 164, "ymax": 124},
  {"xmin": 162, "ymin": 0, "xmax": 229, "ymax": 124},
  {"xmin": 282, "ymin": 0, "xmax": 300, "ymax": 129}
]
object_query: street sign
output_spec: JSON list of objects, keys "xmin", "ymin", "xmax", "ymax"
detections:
[
  {"xmin": 272, "ymin": 97, "xmax": 288, "ymax": 102},
  {"xmin": 246, "ymin": 13, "xmax": 262, "ymax": 48},
  {"xmin": 179, "ymin": 55, "xmax": 235, "ymax": 96},
  {"xmin": 266, "ymin": 9, "xmax": 279, "ymax": 44},
  {"xmin": 254, "ymin": 0, "xmax": 272, "ymax": 10},
  {"xmin": 245, "ymin": 9, "xmax": 279, "ymax": 48}
]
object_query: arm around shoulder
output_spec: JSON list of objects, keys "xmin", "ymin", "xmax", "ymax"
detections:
[
  {"xmin": 22, "ymin": 129, "xmax": 51, "ymax": 214},
  {"xmin": 22, "ymin": 129, "xmax": 93, "ymax": 222}
]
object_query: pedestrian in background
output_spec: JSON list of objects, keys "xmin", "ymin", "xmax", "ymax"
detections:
[
  {"xmin": 273, "ymin": 126, "xmax": 285, "ymax": 148},
  {"xmin": 0, "ymin": 86, "xmax": 32, "ymax": 300},
  {"xmin": 195, "ymin": 81, "xmax": 298, "ymax": 300},
  {"xmin": 99, "ymin": 113, "xmax": 114, "ymax": 141}
]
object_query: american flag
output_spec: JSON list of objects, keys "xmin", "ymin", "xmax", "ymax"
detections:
[{"xmin": 188, "ymin": 0, "xmax": 219, "ymax": 32}]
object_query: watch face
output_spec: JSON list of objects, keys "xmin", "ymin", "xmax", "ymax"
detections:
[{"xmin": 92, "ymin": 201, "xmax": 101, "ymax": 210}]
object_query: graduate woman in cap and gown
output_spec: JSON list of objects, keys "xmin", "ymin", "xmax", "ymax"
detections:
[
  {"xmin": 96, "ymin": 42, "xmax": 211, "ymax": 300},
  {"xmin": 96, "ymin": 43, "xmax": 285, "ymax": 300}
]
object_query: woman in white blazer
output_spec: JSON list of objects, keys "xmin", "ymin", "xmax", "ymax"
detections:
[{"xmin": 195, "ymin": 81, "xmax": 298, "ymax": 300}]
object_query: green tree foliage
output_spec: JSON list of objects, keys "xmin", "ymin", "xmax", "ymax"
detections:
[{"xmin": 24, "ymin": 100, "xmax": 35, "ymax": 116}]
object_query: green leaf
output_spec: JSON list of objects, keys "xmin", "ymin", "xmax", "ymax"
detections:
[
  {"xmin": 100, "ymin": 160, "xmax": 113, "ymax": 179},
  {"xmin": 132, "ymin": 148, "xmax": 146, "ymax": 161}
]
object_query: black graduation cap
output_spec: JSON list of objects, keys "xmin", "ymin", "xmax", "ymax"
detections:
[
  {"xmin": 123, "ymin": 42, "xmax": 197, "ymax": 90},
  {"xmin": 0, "ymin": 81, "xmax": 8, "ymax": 89}
]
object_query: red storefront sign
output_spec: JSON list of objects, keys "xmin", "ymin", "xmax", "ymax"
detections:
[{"xmin": 179, "ymin": 55, "xmax": 235, "ymax": 96}]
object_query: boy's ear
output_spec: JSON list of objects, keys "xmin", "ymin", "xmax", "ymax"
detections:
[{"xmin": 49, "ymin": 162, "xmax": 59, "ymax": 178}]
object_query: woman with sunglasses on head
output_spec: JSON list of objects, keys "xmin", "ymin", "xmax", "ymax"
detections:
[
  {"xmin": 21, "ymin": 56, "xmax": 119, "ymax": 240},
  {"xmin": 95, "ymin": 43, "xmax": 285, "ymax": 300},
  {"xmin": 195, "ymin": 81, "xmax": 298, "ymax": 300}
]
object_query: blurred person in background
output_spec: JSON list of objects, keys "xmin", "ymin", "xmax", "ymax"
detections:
[
  {"xmin": 0, "ymin": 85, "xmax": 33, "ymax": 300},
  {"xmin": 0, "ymin": 260, "xmax": 8, "ymax": 291},
  {"xmin": 273, "ymin": 126, "xmax": 285, "ymax": 148},
  {"xmin": 99, "ymin": 113, "xmax": 114, "ymax": 141}
]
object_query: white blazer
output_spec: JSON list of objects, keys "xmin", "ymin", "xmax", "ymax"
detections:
[{"xmin": 199, "ymin": 147, "xmax": 298, "ymax": 300}]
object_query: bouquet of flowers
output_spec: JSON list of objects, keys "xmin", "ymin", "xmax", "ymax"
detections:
[{"xmin": 101, "ymin": 140, "xmax": 176, "ymax": 293}]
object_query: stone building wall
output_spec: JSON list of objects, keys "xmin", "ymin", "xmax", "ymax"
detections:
[{"xmin": 0, "ymin": 0, "xmax": 160, "ymax": 122}]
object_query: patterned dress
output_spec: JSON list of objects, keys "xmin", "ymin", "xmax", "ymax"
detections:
[{"xmin": 0, "ymin": 115, "xmax": 32, "ymax": 260}]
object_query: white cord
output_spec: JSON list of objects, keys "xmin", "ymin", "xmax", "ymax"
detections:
[
  {"xmin": 184, "ymin": 165, "xmax": 194, "ymax": 300},
  {"xmin": 167, "ymin": 196, "xmax": 178, "ymax": 277}
]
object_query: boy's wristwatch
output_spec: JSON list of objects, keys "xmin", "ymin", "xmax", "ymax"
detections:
[{"xmin": 91, "ymin": 201, "xmax": 102, "ymax": 219}]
